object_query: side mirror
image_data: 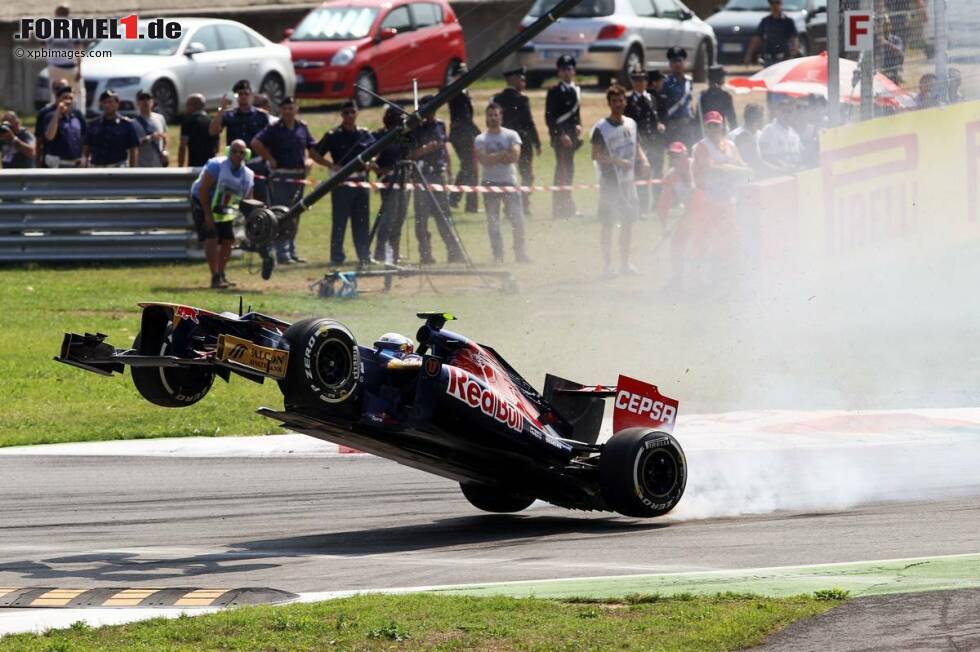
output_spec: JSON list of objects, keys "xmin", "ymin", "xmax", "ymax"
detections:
[
  {"xmin": 680, "ymin": 9, "xmax": 693, "ymax": 20},
  {"xmin": 811, "ymin": 6, "xmax": 826, "ymax": 15},
  {"xmin": 376, "ymin": 27, "xmax": 397, "ymax": 43},
  {"xmin": 184, "ymin": 42, "xmax": 205, "ymax": 57},
  {"xmin": 283, "ymin": 27, "xmax": 295, "ymax": 39}
]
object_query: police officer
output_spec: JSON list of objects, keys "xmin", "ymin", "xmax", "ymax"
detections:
[
  {"xmin": 493, "ymin": 66, "xmax": 541, "ymax": 216},
  {"xmin": 42, "ymin": 87, "xmax": 85, "ymax": 168},
  {"xmin": 624, "ymin": 67, "xmax": 664, "ymax": 216},
  {"xmin": 545, "ymin": 55, "xmax": 582, "ymax": 219},
  {"xmin": 647, "ymin": 70, "xmax": 669, "ymax": 195},
  {"xmin": 698, "ymin": 65, "xmax": 737, "ymax": 132},
  {"xmin": 410, "ymin": 97, "xmax": 465, "ymax": 264},
  {"xmin": 371, "ymin": 107, "xmax": 408, "ymax": 263},
  {"xmin": 447, "ymin": 63, "xmax": 480, "ymax": 214},
  {"xmin": 317, "ymin": 100, "xmax": 377, "ymax": 267},
  {"xmin": 83, "ymin": 91, "xmax": 139, "ymax": 168},
  {"xmin": 743, "ymin": 0, "xmax": 799, "ymax": 66},
  {"xmin": 210, "ymin": 79, "xmax": 272, "ymax": 203},
  {"xmin": 662, "ymin": 47, "xmax": 697, "ymax": 149},
  {"xmin": 251, "ymin": 97, "xmax": 331, "ymax": 275}
]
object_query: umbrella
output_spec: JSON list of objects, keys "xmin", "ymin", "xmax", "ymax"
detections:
[{"xmin": 729, "ymin": 52, "xmax": 915, "ymax": 109}]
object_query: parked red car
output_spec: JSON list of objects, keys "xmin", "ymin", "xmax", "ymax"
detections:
[{"xmin": 284, "ymin": 0, "xmax": 467, "ymax": 107}]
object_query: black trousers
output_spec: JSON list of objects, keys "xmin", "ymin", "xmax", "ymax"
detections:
[
  {"xmin": 552, "ymin": 142, "xmax": 576, "ymax": 218},
  {"xmin": 330, "ymin": 184, "xmax": 371, "ymax": 265},
  {"xmin": 450, "ymin": 133, "xmax": 479, "ymax": 212},
  {"xmin": 373, "ymin": 183, "xmax": 409, "ymax": 263},
  {"xmin": 414, "ymin": 167, "xmax": 464, "ymax": 263}
]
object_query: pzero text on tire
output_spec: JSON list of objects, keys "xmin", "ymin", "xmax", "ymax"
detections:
[
  {"xmin": 599, "ymin": 427, "xmax": 686, "ymax": 518},
  {"xmin": 460, "ymin": 482, "xmax": 536, "ymax": 513},
  {"xmin": 279, "ymin": 318, "xmax": 360, "ymax": 408},
  {"xmin": 130, "ymin": 334, "xmax": 214, "ymax": 408}
]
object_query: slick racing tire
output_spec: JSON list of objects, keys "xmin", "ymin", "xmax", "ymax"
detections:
[
  {"xmin": 599, "ymin": 428, "xmax": 686, "ymax": 518},
  {"xmin": 279, "ymin": 318, "xmax": 360, "ymax": 408},
  {"xmin": 130, "ymin": 334, "xmax": 214, "ymax": 408},
  {"xmin": 460, "ymin": 482, "xmax": 536, "ymax": 513}
]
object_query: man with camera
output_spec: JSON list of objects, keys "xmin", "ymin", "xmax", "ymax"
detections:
[
  {"xmin": 210, "ymin": 80, "xmax": 271, "ymax": 202},
  {"xmin": 133, "ymin": 90, "xmax": 169, "ymax": 167},
  {"xmin": 0, "ymin": 112, "xmax": 36, "ymax": 169},
  {"xmin": 42, "ymin": 87, "xmax": 86, "ymax": 168}
]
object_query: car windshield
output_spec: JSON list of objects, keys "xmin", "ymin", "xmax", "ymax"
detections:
[
  {"xmin": 528, "ymin": 0, "xmax": 615, "ymax": 18},
  {"xmin": 93, "ymin": 29, "xmax": 183, "ymax": 56},
  {"xmin": 724, "ymin": 0, "xmax": 805, "ymax": 10},
  {"xmin": 291, "ymin": 7, "xmax": 379, "ymax": 41}
]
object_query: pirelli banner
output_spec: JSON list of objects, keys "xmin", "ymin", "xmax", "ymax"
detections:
[{"xmin": 796, "ymin": 101, "xmax": 980, "ymax": 255}]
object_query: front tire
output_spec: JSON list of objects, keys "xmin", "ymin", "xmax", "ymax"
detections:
[
  {"xmin": 354, "ymin": 70, "xmax": 377, "ymax": 108},
  {"xmin": 460, "ymin": 482, "xmax": 536, "ymax": 513},
  {"xmin": 151, "ymin": 80, "xmax": 178, "ymax": 123},
  {"xmin": 279, "ymin": 318, "xmax": 360, "ymax": 409},
  {"xmin": 692, "ymin": 40, "xmax": 710, "ymax": 83},
  {"xmin": 617, "ymin": 45, "xmax": 644, "ymax": 87},
  {"xmin": 259, "ymin": 73, "xmax": 287, "ymax": 109},
  {"xmin": 599, "ymin": 428, "xmax": 686, "ymax": 518},
  {"xmin": 130, "ymin": 334, "xmax": 214, "ymax": 408}
]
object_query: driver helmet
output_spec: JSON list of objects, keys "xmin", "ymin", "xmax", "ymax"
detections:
[{"xmin": 375, "ymin": 332, "xmax": 415, "ymax": 354}]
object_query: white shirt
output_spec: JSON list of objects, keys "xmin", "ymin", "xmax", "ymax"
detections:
[{"xmin": 758, "ymin": 120, "xmax": 802, "ymax": 168}]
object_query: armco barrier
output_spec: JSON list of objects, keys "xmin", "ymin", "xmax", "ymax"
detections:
[{"xmin": 0, "ymin": 168, "xmax": 197, "ymax": 262}]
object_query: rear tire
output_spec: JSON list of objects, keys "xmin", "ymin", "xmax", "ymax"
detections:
[
  {"xmin": 525, "ymin": 72, "xmax": 547, "ymax": 89},
  {"xmin": 617, "ymin": 45, "xmax": 643, "ymax": 87},
  {"xmin": 460, "ymin": 482, "xmax": 535, "ymax": 513},
  {"xmin": 599, "ymin": 428, "xmax": 686, "ymax": 518},
  {"xmin": 693, "ymin": 40, "xmax": 710, "ymax": 83},
  {"xmin": 130, "ymin": 334, "xmax": 214, "ymax": 408},
  {"xmin": 279, "ymin": 318, "xmax": 360, "ymax": 408}
]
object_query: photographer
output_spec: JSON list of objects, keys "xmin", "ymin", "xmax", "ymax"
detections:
[
  {"xmin": 210, "ymin": 80, "xmax": 271, "ymax": 202},
  {"xmin": 133, "ymin": 90, "xmax": 169, "ymax": 167},
  {"xmin": 372, "ymin": 107, "xmax": 408, "ymax": 264},
  {"xmin": 42, "ymin": 87, "xmax": 86, "ymax": 168},
  {"xmin": 0, "ymin": 112, "xmax": 36, "ymax": 169}
]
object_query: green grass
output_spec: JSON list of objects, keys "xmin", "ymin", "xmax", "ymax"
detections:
[{"xmin": 0, "ymin": 592, "xmax": 842, "ymax": 651}]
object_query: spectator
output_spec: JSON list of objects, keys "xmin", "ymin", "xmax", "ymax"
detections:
[
  {"xmin": 372, "ymin": 107, "xmax": 407, "ymax": 264},
  {"xmin": 947, "ymin": 68, "xmax": 964, "ymax": 104},
  {"xmin": 475, "ymin": 102, "xmax": 529, "ymax": 264},
  {"xmin": 210, "ymin": 80, "xmax": 271, "ymax": 203},
  {"xmin": 758, "ymin": 100, "xmax": 802, "ymax": 171},
  {"xmin": 179, "ymin": 94, "xmax": 218, "ymax": 167},
  {"xmin": 82, "ymin": 91, "xmax": 139, "ymax": 168},
  {"xmin": 545, "ymin": 55, "xmax": 583, "ymax": 219},
  {"xmin": 875, "ymin": 15, "xmax": 904, "ymax": 85},
  {"xmin": 662, "ymin": 47, "xmax": 696, "ymax": 149},
  {"xmin": 728, "ymin": 104, "xmax": 775, "ymax": 177},
  {"xmin": 35, "ymin": 79, "xmax": 71, "ymax": 166},
  {"xmin": 0, "ymin": 111, "xmax": 36, "ymax": 169},
  {"xmin": 794, "ymin": 95, "xmax": 824, "ymax": 169},
  {"xmin": 657, "ymin": 141, "xmax": 693, "ymax": 220},
  {"xmin": 743, "ymin": 0, "xmax": 799, "ymax": 66},
  {"xmin": 252, "ymin": 94, "xmax": 280, "ymax": 124},
  {"xmin": 46, "ymin": 5, "xmax": 87, "ymax": 112},
  {"xmin": 42, "ymin": 87, "xmax": 86, "ymax": 168},
  {"xmin": 691, "ymin": 111, "xmax": 748, "ymax": 223},
  {"xmin": 410, "ymin": 96, "xmax": 465, "ymax": 264},
  {"xmin": 624, "ymin": 67, "xmax": 664, "ymax": 216},
  {"xmin": 251, "ymin": 96, "xmax": 330, "ymax": 273},
  {"xmin": 493, "ymin": 66, "xmax": 541, "ymax": 216},
  {"xmin": 447, "ymin": 63, "xmax": 480, "ymax": 213},
  {"xmin": 190, "ymin": 139, "xmax": 255, "ymax": 289},
  {"xmin": 132, "ymin": 90, "xmax": 169, "ymax": 167},
  {"xmin": 591, "ymin": 84, "xmax": 648, "ymax": 277},
  {"xmin": 698, "ymin": 65, "xmax": 737, "ymax": 131},
  {"xmin": 316, "ymin": 100, "xmax": 376, "ymax": 267},
  {"xmin": 915, "ymin": 73, "xmax": 941, "ymax": 110}
]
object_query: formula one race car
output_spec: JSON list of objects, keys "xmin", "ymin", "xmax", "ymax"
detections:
[{"xmin": 56, "ymin": 304, "xmax": 686, "ymax": 518}]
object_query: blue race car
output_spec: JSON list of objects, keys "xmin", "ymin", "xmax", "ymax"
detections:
[{"xmin": 57, "ymin": 304, "xmax": 686, "ymax": 518}]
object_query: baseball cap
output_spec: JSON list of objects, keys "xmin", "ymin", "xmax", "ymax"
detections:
[
  {"xmin": 703, "ymin": 110, "xmax": 724, "ymax": 125},
  {"xmin": 556, "ymin": 54, "xmax": 576, "ymax": 69},
  {"xmin": 668, "ymin": 141, "xmax": 688, "ymax": 155}
]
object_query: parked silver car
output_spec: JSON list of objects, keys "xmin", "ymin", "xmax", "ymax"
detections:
[
  {"xmin": 517, "ymin": 0, "xmax": 717, "ymax": 86},
  {"xmin": 36, "ymin": 18, "xmax": 296, "ymax": 121}
]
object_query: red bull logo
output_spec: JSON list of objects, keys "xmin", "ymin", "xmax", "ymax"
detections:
[
  {"xmin": 173, "ymin": 305, "xmax": 200, "ymax": 324},
  {"xmin": 446, "ymin": 366, "xmax": 524, "ymax": 433}
]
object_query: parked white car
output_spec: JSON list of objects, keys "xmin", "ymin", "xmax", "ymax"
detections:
[
  {"xmin": 36, "ymin": 18, "xmax": 296, "ymax": 121},
  {"xmin": 517, "ymin": 0, "xmax": 717, "ymax": 86}
]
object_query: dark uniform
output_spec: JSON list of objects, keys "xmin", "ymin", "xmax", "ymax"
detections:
[
  {"xmin": 624, "ymin": 84, "xmax": 662, "ymax": 215},
  {"xmin": 662, "ymin": 58, "xmax": 696, "ymax": 149},
  {"xmin": 493, "ymin": 67, "xmax": 541, "ymax": 215},
  {"xmin": 412, "ymin": 118, "xmax": 464, "ymax": 263},
  {"xmin": 698, "ymin": 88, "xmax": 737, "ymax": 132},
  {"xmin": 448, "ymin": 89, "xmax": 480, "ymax": 213},
  {"xmin": 545, "ymin": 55, "xmax": 582, "ymax": 219},
  {"xmin": 371, "ymin": 126, "xmax": 408, "ymax": 262},
  {"xmin": 219, "ymin": 106, "xmax": 271, "ymax": 203},
  {"xmin": 41, "ymin": 108, "xmax": 86, "ymax": 167},
  {"xmin": 181, "ymin": 110, "xmax": 218, "ymax": 167},
  {"xmin": 316, "ymin": 124, "xmax": 376, "ymax": 265},
  {"xmin": 254, "ymin": 116, "xmax": 316, "ymax": 261},
  {"xmin": 755, "ymin": 13, "xmax": 798, "ymax": 64},
  {"xmin": 85, "ymin": 114, "xmax": 139, "ymax": 166}
]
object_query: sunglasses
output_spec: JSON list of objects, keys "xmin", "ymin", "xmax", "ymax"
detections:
[{"xmin": 342, "ymin": 109, "xmax": 357, "ymax": 115}]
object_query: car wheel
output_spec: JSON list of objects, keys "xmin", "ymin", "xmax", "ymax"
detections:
[
  {"xmin": 130, "ymin": 334, "xmax": 214, "ymax": 408},
  {"xmin": 354, "ymin": 70, "xmax": 377, "ymax": 108},
  {"xmin": 617, "ymin": 45, "xmax": 643, "ymax": 86},
  {"xmin": 599, "ymin": 427, "xmax": 686, "ymax": 518},
  {"xmin": 693, "ymin": 40, "xmax": 710, "ymax": 83},
  {"xmin": 279, "ymin": 317, "xmax": 361, "ymax": 409},
  {"xmin": 151, "ymin": 80, "xmax": 178, "ymax": 122},
  {"xmin": 460, "ymin": 482, "xmax": 536, "ymax": 513},
  {"xmin": 259, "ymin": 73, "xmax": 286, "ymax": 109},
  {"xmin": 797, "ymin": 35, "xmax": 809, "ymax": 57},
  {"xmin": 443, "ymin": 59, "xmax": 461, "ymax": 88},
  {"xmin": 597, "ymin": 72, "xmax": 613, "ymax": 89},
  {"xmin": 525, "ymin": 72, "xmax": 547, "ymax": 89}
]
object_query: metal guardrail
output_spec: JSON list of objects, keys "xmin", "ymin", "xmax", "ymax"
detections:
[{"xmin": 0, "ymin": 168, "xmax": 197, "ymax": 262}]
